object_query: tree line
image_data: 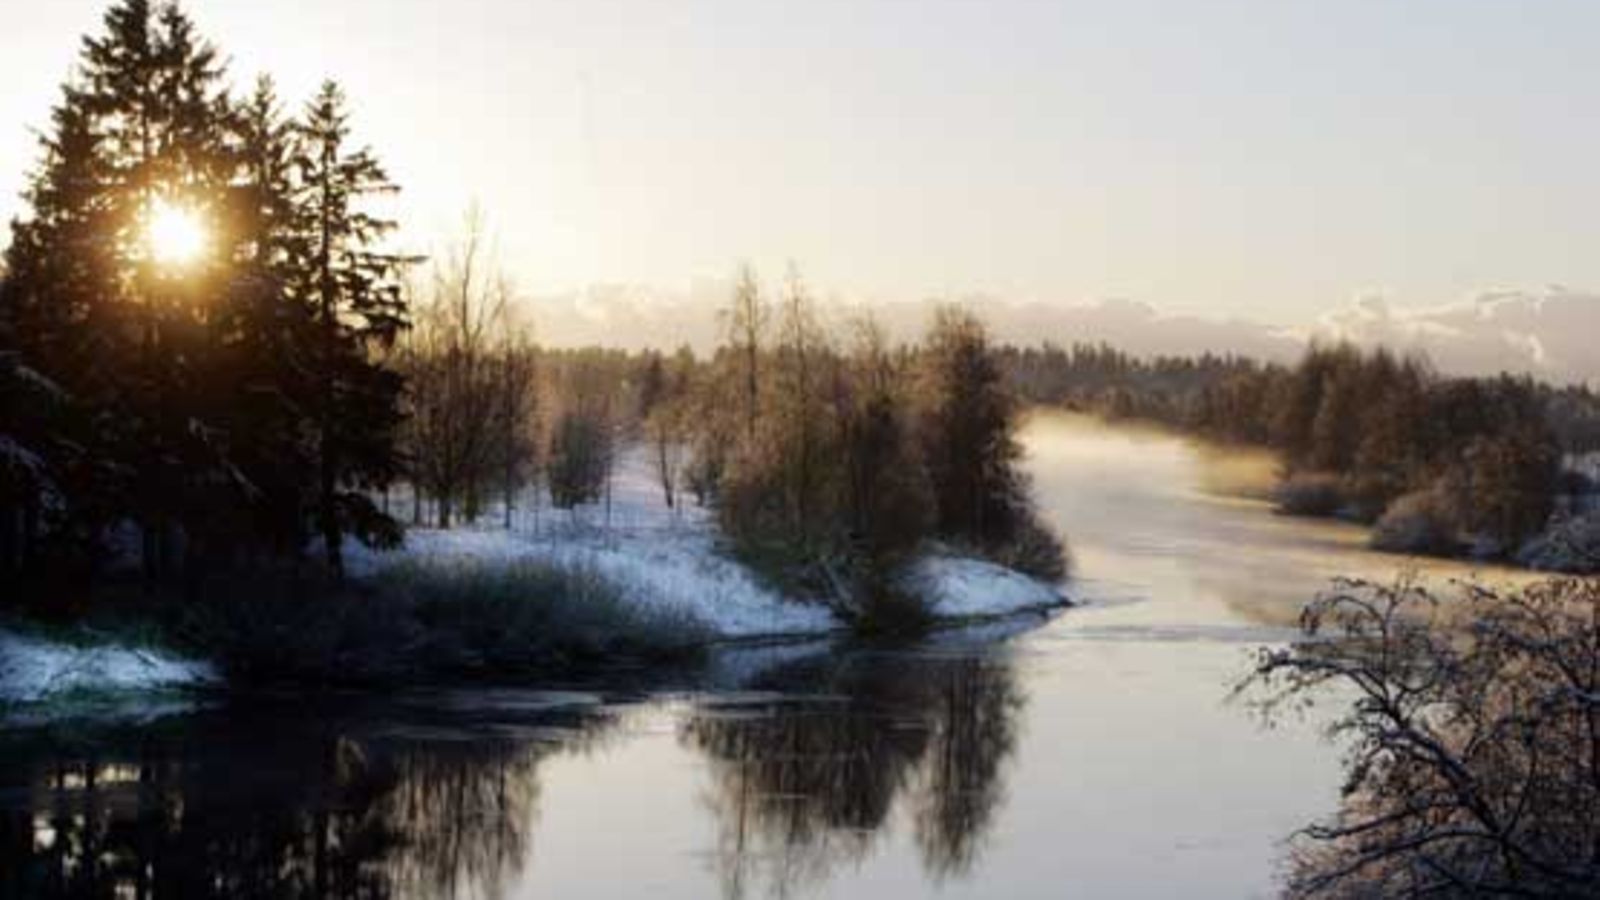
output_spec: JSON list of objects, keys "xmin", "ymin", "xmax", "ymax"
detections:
[{"xmin": 1004, "ymin": 340, "xmax": 1600, "ymax": 559}]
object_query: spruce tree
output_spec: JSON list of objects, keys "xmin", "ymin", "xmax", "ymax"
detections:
[
  {"xmin": 3, "ymin": 2, "xmax": 416, "ymax": 585},
  {"xmin": 3, "ymin": 0, "xmax": 244, "ymax": 578},
  {"xmin": 222, "ymin": 75, "xmax": 317, "ymax": 554},
  {"xmin": 292, "ymin": 81, "xmax": 412, "ymax": 576},
  {"xmin": 919, "ymin": 306, "xmax": 1025, "ymax": 546}
]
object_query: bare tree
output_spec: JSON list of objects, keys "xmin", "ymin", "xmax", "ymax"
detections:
[
  {"xmin": 546, "ymin": 360, "xmax": 615, "ymax": 513},
  {"xmin": 647, "ymin": 388, "xmax": 688, "ymax": 513},
  {"xmin": 723, "ymin": 263, "xmax": 767, "ymax": 443},
  {"xmin": 775, "ymin": 263, "xmax": 826, "ymax": 543},
  {"xmin": 495, "ymin": 335, "xmax": 539, "ymax": 528},
  {"xmin": 1241, "ymin": 576, "xmax": 1600, "ymax": 898},
  {"xmin": 399, "ymin": 205, "xmax": 539, "ymax": 528}
]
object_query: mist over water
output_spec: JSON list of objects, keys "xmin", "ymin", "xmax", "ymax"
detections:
[{"xmin": 3, "ymin": 413, "xmax": 1532, "ymax": 898}]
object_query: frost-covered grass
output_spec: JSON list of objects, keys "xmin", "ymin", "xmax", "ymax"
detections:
[
  {"xmin": 353, "ymin": 447, "xmax": 1068, "ymax": 644},
  {"xmin": 355, "ymin": 446, "xmax": 1068, "ymax": 641},
  {"xmin": 353, "ymin": 528, "xmax": 836, "ymax": 640},
  {"xmin": 0, "ymin": 626, "xmax": 216, "ymax": 707},
  {"xmin": 381, "ymin": 556, "xmax": 716, "ymax": 659},
  {"xmin": 354, "ymin": 447, "xmax": 834, "ymax": 641}
]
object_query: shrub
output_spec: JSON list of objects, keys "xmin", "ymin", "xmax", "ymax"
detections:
[
  {"xmin": 175, "ymin": 571, "xmax": 423, "ymax": 685},
  {"xmin": 980, "ymin": 512, "xmax": 1071, "ymax": 582},
  {"xmin": 850, "ymin": 577, "xmax": 933, "ymax": 637},
  {"xmin": 1368, "ymin": 489, "xmax": 1460, "ymax": 556},
  {"xmin": 1429, "ymin": 427, "xmax": 1561, "ymax": 551},
  {"xmin": 1242, "ymin": 577, "xmax": 1600, "ymax": 898},
  {"xmin": 1273, "ymin": 472, "xmax": 1346, "ymax": 517},
  {"xmin": 383, "ymin": 558, "xmax": 712, "ymax": 668},
  {"xmin": 178, "ymin": 559, "xmax": 709, "ymax": 686},
  {"xmin": 1518, "ymin": 508, "xmax": 1600, "ymax": 574},
  {"xmin": 1339, "ymin": 469, "xmax": 1406, "ymax": 523},
  {"xmin": 547, "ymin": 409, "xmax": 614, "ymax": 509}
]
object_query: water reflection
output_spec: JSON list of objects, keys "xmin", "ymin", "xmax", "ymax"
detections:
[
  {"xmin": 683, "ymin": 641, "xmax": 1024, "ymax": 898},
  {"xmin": 0, "ymin": 636, "xmax": 1028, "ymax": 900},
  {"xmin": 0, "ymin": 702, "xmax": 613, "ymax": 900}
]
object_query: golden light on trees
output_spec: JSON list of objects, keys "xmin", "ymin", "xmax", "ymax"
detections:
[{"xmin": 145, "ymin": 197, "xmax": 208, "ymax": 267}]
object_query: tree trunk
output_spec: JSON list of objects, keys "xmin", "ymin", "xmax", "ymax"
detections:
[{"xmin": 317, "ymin": 151, "xmax": 342, "ymax": 580}]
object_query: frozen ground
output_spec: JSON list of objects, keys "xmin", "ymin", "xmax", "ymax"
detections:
[
  {"xmin": 355, "ymin": 446, "xmax": 1067, "ymax": 639},
  {"xmin": 0, "ymin": 628, "xmax": 216, "ymax": 707}
]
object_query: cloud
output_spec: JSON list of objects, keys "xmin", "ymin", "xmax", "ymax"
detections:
[
  {"xmin": 524, "ymin": 287, "xmax": 1303, "ymax": 361},
  {"xmin": 1312, "ymin": 288, "xmax": 1600, "ymax": 385},
  {"xmin": 521, "ymin": 281, "xmax": 1600, "ymax": 386},
  {"xmin": 860, "ymin": 296, "xmax": 1305, "ymax": 363}
]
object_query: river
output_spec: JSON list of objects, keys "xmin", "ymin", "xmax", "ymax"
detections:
[{"xmin": 0, "ymin": 413, "xmax": 1533, "ymax": 899}]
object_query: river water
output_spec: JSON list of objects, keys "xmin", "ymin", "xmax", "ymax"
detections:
[{"xmin": 0, "ymin": 413, "xmax": 1531, "ymax": 899}]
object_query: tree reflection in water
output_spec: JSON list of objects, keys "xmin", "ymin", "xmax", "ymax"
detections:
[
  {"xmin": 682, "ymin": 642, "xmax": 1025, "ymax": 899},
  {"xmin": 0, "ymin": 703, "xmax": 612, "ymax": 900},
  {"xmin": 0, "ymin": 636, "xmax": 1028, "ymax": 900}
]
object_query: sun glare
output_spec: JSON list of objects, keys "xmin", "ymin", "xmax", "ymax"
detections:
[{"xmin": 146, "ymin": 198, "xmax": 208, "ymax": 267}]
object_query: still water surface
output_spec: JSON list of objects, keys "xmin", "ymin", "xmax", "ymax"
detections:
[{"xmin": 2, "ymin": 414, "xmax": 1529, "ymax": 898}]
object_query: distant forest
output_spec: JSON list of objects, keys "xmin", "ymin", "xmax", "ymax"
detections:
[{"xmin": 1004, "ymin": 341, "xmax": 1600, "ymax": 561}]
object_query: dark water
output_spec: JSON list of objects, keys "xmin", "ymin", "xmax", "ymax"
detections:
[{"xmin": 8, "ymin": 414, "xmax": 1521, "ymax": 899}]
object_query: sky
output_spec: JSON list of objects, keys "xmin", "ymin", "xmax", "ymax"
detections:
[{"xmin": 4, "ymin": 0, "xmax": 1600, "ymax": 356}]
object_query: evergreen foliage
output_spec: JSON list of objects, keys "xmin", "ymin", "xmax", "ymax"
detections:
[{"xmin": 0, "ymin": 1, "xmax": 415, "ymax": 594}]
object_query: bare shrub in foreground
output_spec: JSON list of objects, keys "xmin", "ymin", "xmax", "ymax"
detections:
[{"xmin": 1243, "ymin": 576, "xmax": 1600, "ymax": 898}]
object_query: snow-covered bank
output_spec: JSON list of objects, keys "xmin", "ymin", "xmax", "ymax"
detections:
[
  {"xmin": 0, "ymin": 628, "xmax": 216, "ymax": 706},
  {"xmin": 903, "ymin": 555, "xmax": 1068, "ymax": 620},
  {"xmin": 354, "ymin": 448, "xmax": 1069, "ymax": 641},
  {"xmin": 351, "ymin": 529, "xmax": 1068, "ymax": 638}
]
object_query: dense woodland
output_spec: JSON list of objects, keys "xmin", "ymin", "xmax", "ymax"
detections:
[{"xmin": 1005, "ymin": 341, "xmax": 1600, "ymax": 561}]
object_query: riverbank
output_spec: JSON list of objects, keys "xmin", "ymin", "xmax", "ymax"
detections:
[
  {"xmin": 0, "ymin": 545, "xmax": 1065, "ymax": 711},
  {"xmin": 0, "ymin": 625, "xmax": 217, "ymax": 707},
  {"xmin": 1, "ymin": 453, "xmax": 1067, "ymax": 710}
]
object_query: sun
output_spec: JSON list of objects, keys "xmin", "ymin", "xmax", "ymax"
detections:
[{"xmin": 145, "ymin": 197, "xmax": 208, "ymax": 267}]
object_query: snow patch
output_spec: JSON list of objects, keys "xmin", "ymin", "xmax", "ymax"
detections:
[
  {"xmin": 0, "ymin": 629, "xmax": 216, "ymax": 706},
  {"xmin": 902, "ymin": 555, "xmax": 1067, "ymax": 620}
]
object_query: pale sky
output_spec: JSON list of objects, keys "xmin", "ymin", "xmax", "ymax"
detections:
[{"xmin": 6, "ymin": 0, "xmax": 1600, "ymax": 328}]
